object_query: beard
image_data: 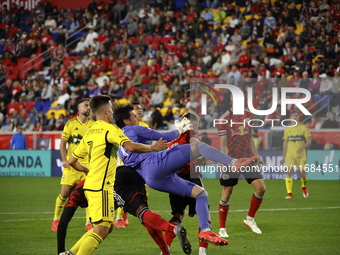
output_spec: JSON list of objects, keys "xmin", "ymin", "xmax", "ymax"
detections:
[{"xmin": 82, "ymin": 111, "xmax": 90, "ymax": 117}]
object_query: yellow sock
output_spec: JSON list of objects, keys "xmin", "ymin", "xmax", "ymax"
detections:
[
  {"xmin": 300, "ymin": 177, "xmax": 307, "ymax": 188},
  {"xmin": 285, "ymin": 178, "xmax": 293, "ymax": 194},
  {"xmin": 86, "ymin": 207, "xmax": 91, "ymax": 223},
  {"xmin": 77, "ymin": 232, "xmax": 103, "ymax": 255},
  {"xmin": 116, "ymin": 207, "xmax": 124, "ymax": 219},
  {"xmin": 70, "ymin": 229, "xmax": 93, "ymax": 254},
  {"xmin": 53, "ymin": 194, "xmax": 67, "ymax": 220}
]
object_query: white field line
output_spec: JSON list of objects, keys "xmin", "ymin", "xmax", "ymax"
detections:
[{"xmin": 0, "ymin": 206, "xmax": 339, "ymax": 222}]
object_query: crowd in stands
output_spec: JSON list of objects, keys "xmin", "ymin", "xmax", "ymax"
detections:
[{"xmin": 0, "ymin": 0, "xmax": 339, "ymax": 134}]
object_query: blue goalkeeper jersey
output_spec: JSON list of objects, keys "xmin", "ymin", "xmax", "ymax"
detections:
[{"xmin": 119, "ymin": 125, "xmax": 179, "ymax": 168}]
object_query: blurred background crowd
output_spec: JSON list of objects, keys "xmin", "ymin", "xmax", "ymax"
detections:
[{"xmin": 0, "ymin": 0, "xmax": 339, "ymax": 133}]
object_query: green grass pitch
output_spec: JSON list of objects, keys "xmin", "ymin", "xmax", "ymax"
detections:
[{"xmin": 0, "ymin": 177, "xmax": 339, "ymax": 255}]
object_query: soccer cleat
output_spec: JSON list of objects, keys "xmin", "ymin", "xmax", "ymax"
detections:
[
  {"xmin": 85, "ymin": 223, "xmax": 93, "ymax": 231},
  {"xmin": 243, "ymin": 218, "xmax": 262, "ymax": 234},
  {"xmin": 122, "ymin": 212, "xmax": 129, "ymax": 226},
  {"xmin": 285, "ymin": 193, "xmax": 293, "ymax": 199},
  {"xmin": 199, "ymin": 230, "xmax": 229, "ymax": 246},
  {"xmin": 114, "ymin": 219, "xmax": 126, "ymax": 228},
  {"xmin": 59, "ymin": 251, "xmax": 75, "ymax": 255},
  {"xmin": 302, "ymin": 188, "xmax": 309, "ymax": 198},
  {"xmin": 51, "ymin": 219, "xmax": 59, "ymax": 232},
  {"xmin": 218, "ymin": 228, "xmax": 229, "ymax": 238},
  {"xmin": 231, "ymin": 156, "xmax": 260, "ymax": 172},
  {"xmin": 174, "ymin": 226, "xmax": 191, "ymax": 254}
]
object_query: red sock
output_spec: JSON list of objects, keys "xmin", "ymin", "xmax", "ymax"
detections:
[
  {"xmin": 143, "ymin": 223, "xmax": 169, "ymax": 254},
  {"xmin": 142, "ymin": 210, "xmax": 175, "ymax": 233},
  {"xmin": 198, "ymin": 229, "xmax": 209, "ymax": 249},
  {"xmin": 248, "ymin": 194, "xmax": 263, "ymax": 218},
  {"xmin": 164, "ymin": 222, "xmax": 178, "ymax": 247},
  {"xmin": 219, "ymin": 204, "xmax": 229, "ymax": 229}
]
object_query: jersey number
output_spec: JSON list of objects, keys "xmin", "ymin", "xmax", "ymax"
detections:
[{"xmin": 87, "ymin": 141, "xmax": 93, "ymax": 162}]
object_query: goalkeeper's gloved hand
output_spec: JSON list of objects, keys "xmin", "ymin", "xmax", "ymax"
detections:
[{"xmin": 175, "ymin": 117, "xmax": 193, "ymax": 134}]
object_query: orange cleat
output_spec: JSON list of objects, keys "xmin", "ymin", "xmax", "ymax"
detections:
[
  {"xmin": 114, "ymin": 219, "xmax": 126, "ymax": 228},
  {"xmin": 51, "ymin": 219, "xmax": 59, "ymax": 232},
  {"xmin": 285, "ymin": 193, "xmax": 293, "ymax": 199},
  {"xmin": 85, "ymin": 223, "xmax": 93, "ymax": 232},
  {"xmin": 198, "ymin": 230, "xmax": 229, "ymax": 246},
  {"xmin": 302, "ymin": 188, "xmax": 309, "ymax": 198},
  {"xmin": 122, "ymin": 212, "xmax": 129, "ymax": 226}
]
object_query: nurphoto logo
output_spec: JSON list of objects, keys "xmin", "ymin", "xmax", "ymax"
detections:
[{"xmin": 190, "ymin": 78, "xmax": 312, "ymax": 128}]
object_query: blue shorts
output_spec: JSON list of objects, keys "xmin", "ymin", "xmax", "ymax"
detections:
[{"xmin": 136, "ymin": 144, "xmax": 195, "ymax": 197}]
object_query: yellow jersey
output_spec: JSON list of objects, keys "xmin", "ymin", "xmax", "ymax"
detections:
[
  {"xmin": 61, "ymin": 116, "xmax": 95, "ymax": 164},
  {"xmin": 72, "ymin": 120, "xmax": 130, "ymax": 191},
  {"xmin": 139, "ymin": 121, "xmax": 149, "ymax": 128},
  {"xmin": 283, "ymin": 122, "xmax": 311, "ymax": 157}
]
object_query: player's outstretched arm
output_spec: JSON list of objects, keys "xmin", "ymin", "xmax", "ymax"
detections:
[
  {"xmin": 123, "ymin": 138, "xmax": 168, "ymax": 153},
  {"xmin": 67, "ymin": 156, "xmax": 89, "ymax": 174}
]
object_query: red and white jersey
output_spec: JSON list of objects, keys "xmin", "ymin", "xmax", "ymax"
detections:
[
  {"xmin": 168, "ymin": 130, "xmax": 202, "ymax": 177},
  {"xmin": 216, "ymin": 109, "xmax": 254, "ymax": 158}
]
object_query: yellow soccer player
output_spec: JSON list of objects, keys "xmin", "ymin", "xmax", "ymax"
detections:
[
  {"xmin": 52, "ymin": 98, "xmax": 95, "ymax": 232},
  {"xmin": 282, "ymin": 110, "xmax": 312, "ymax": 199},
  {"xmin": 60, "ymin": 95, "xmax": 167, "ymax": 255}
]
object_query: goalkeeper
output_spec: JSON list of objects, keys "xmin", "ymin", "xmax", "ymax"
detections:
[{"xmin": 114, "ymin": 104, "xmax": 258, "ymax": 246}]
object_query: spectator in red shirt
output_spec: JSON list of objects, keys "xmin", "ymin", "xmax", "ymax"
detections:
[{"xmin": 238, "ymin": 49, "xmax": 251, "ymax": 67}]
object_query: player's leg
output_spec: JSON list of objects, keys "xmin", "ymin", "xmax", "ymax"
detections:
[
  {"xmin": 73, "ymin": 190, "xmax": 114, "ymax": 255},
  {"xmin": 57, "ymin": 206, "xmax": 77, "ymax": 254},
  {"xmin": 285, "ymin": 157, "xmax": 296, "ymax": 199},
  {"xmin": 298, "ymin": 158, "xmax": 308, "ymax": 198},
  {"xmin": 243, "ymin": 177, "xmax": 266, "ymax": 235},
  {"xmin": 52, "ymin": 184, "xmax": 72, "ymax": 232},
  {"xmin": 164, "ymin": 193, "xmax": 186, "ymax": 247},
  {"xmin": 218, "ymin": 170, "xmax": 239, "ymax": 238},
  {"xmin": 191, "ymin": 141, "xmax": 260, "ymax": 170}
]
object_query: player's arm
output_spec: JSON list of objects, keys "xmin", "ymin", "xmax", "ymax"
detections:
[
  {"xmin": 282, "ymin": 139, "xmax": 288, "ymax": 164},
  {"xmin": 250, "ymin": 135, "xmax": 264, "ymax": 165},
  {"xmin": 219, "ymin": 134, "xmax": 229, "ymax": 155},
  {"xmin": 60, "ymin": 138, "xmax": 69, "ymax": 168},
  {"xmin": 136, "ymin": 126, "xmax": 179, "ymax": 142},
  {"xmin": 122, "ymin": 139, "xmax": 168, "ymax": 153},
  {"xmin": 297, "ymin": 136, "xmax": 312, "ymax": 154},
  {"xmin": 67, "ymin": 156, "xmax": 90, "ymax": 175}
]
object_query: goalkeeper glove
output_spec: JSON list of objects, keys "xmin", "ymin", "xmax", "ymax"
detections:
[{"xmin": 175, "ymin": 117, "xmax": 193, "ymax": 134}]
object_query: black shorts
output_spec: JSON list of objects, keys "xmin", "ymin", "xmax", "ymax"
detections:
[
  {"xmin": 114, "ymin": 166, "xmax": 147, "ymax": 217},
  {"xmin": 169, "ymin": 174, "xmax": 203, "ymax": 217},
  {"xmin": 220, "ymin": 168, "xmax": 263, "ymax": 187}
]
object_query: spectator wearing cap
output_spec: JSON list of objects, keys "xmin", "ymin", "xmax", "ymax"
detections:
[{"xmin": 319, "ymin": 73, "xmax": 332, "ymax": 95}]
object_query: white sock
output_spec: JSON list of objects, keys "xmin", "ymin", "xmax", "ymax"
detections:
[
  {"xmin": 246, "ymin": 215, "xmax": 254, "ymax": 221},
  {"xmin": 199, "ymin": 247, "xmax": 207, "ymax": 255},
  {"xmin": 116, "ymin": 217, "xmax": 122, "ymax": 220},
  {"xmin": 85, "ymin": 221, "xmax": 91, "ymax": 225}
]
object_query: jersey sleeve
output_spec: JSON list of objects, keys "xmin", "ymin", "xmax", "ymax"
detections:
[
  {"xmin": 72, "ymin": 137, "xmax": 87, "ymax": 160},
  {"xmin": 107, "ymin": 124, "xmax": 131, "ymax": 146},
  {"xmin": 283, "ymin": 128, "xmax": 288, "ymax": 140},
  {"xmin": 135, "ymin": 126, "xmax": 179, "ymax": 142},
  {"xmin": 61, "ymin": 120, "xmax": 71, "ymax": 140},
  {"xmin": 304, "ymin": 126, "xmax": 311, "ymax": 138},
  {"xmin": 217, "ymin": 123, "xmax": 228, "ymax": 136}
]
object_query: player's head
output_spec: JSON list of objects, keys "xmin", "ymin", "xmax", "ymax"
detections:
[
  {"xmin": 290, "ymin": 110, "xmax": 300, "ymax": 122},
  {"xmin": 181, "ymin": 112, "xmax": 199, "ymax": 130},
  {"xmin": 114, "ymin": 104, "xmax": 139, "ymax": 128},
  {"xmin": 78, "ymin": 98, "xmax": 91, "ymax": 117},
  {"xmin": 90, "ymin": 95, "xmax": 113, "ymax": 123},
  {"xmin": 132, "ymin": 101, "xmax": 143, "ymax": 118}
]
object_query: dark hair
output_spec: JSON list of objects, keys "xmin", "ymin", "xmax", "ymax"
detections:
[
  {"xmin": 290, "ymin": 110, "xmax": 299, "ymax": 116},
  {"xmin": 182, "ymin": 112, "xmax": 199, "ymax": 122},
  {"xmin": 114, "ymin": 104, "xmax": 134, "ymax": 128},
  {"xmin": 78, "ymin": 97, "xmax": 90, "ymax": 106},
  {"xmin": 90, "ymin": 95, "xmax": 111, "ymax": 114},
  {"xmin": 132, "ymin": 101, "xmax": 140, "ymax": 105}
]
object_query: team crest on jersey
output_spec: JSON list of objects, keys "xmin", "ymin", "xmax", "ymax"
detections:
[{"xmin": 221, "ymin": 172, "xmax": 229, "ymax": 180}]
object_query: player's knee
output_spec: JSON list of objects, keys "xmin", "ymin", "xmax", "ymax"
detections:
[
  {"xmin": 197, "ymin": 189, "xmax": 208, "ymax": 199},
  {"xmin": 257, "ymin": 186, "xmax": 266, "ymax": 196}
]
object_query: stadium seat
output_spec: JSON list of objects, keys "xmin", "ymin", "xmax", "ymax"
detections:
[
  {"xmin": 33, "ymin": 57, "xmax": 44, "ymax": 71},
  {"xmin": 63, "ymin": 56, "xmax": 80, "ymax": 67}
]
